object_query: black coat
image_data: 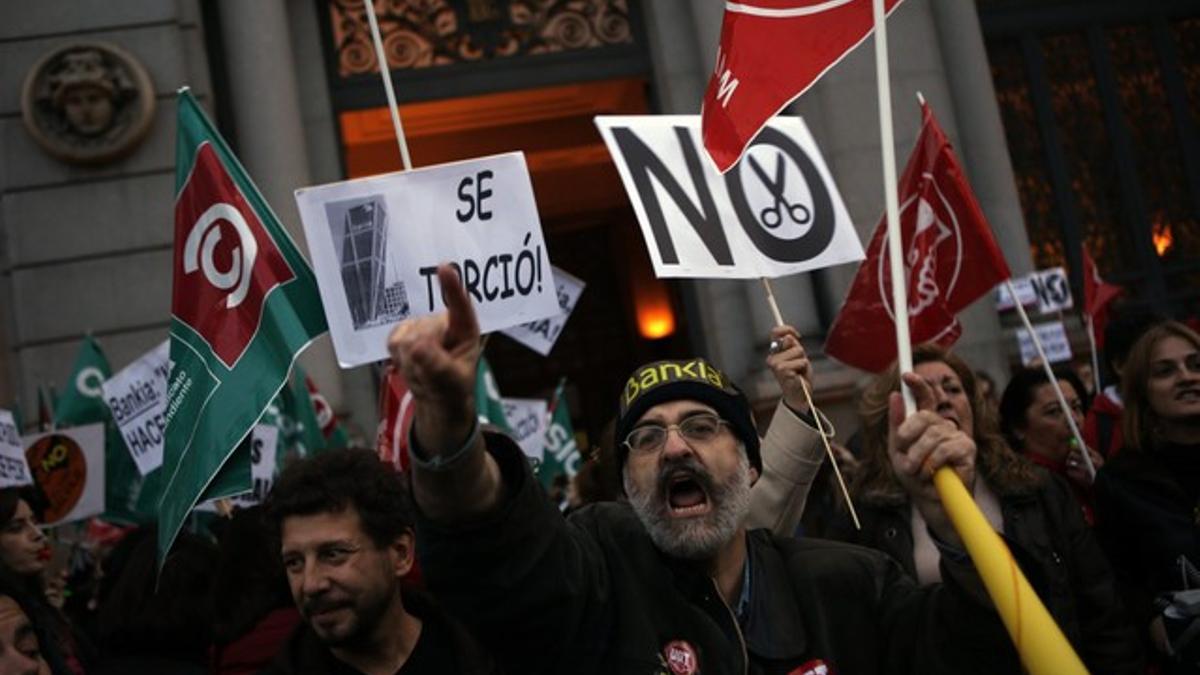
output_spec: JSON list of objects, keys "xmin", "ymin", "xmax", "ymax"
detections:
[
  {"xmin": 1095, "ymin": 442, "xmax": 1200, "ymax": 672},
  {"xmin": 416, "ymin": 434, "xmax": 1015, "ymax": 675},
  {"xmin": 826, "ymin": 472, "xmax": 1142, "ymax": 674},
  {"xmin": 261, "ymin": 589, "xmax": 498, "ymax": 675}
]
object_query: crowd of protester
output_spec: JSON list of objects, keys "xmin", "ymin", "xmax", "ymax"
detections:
[{"xmin": 2, "ymin": 289, "xmax": 1198, "ymax": 674}]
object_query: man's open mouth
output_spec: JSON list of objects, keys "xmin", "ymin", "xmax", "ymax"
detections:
[
  {"xmin": 665, "ymin": 475, "xmax": 711, "ymax": 517},
  {"xmin": 1176, "ymin": 387, "xmax": 1200, "ymax": 402}
]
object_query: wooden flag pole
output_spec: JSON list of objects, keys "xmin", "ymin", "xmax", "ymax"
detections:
[
  {"xmin": 1006, "ymin": 281, "xmax": 1095, "ymax": 477},
  {"xmin": 759, "ymin": 278, "xmax": 860, "ymax": 530},
  {"xmin": 362, "ymin": 0, "xmax": 413, "ymax": 171},
  {"xmin": 871, "ymin": 0, "xmax": 914, "ymax": 416}
]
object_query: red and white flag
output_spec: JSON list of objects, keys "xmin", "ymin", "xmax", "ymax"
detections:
[
  {"xmin": 825, "ymin": 102, "xmax": 1011, "ymax": 372},
  {"xmin": 376, "ymin": 366, "xmax": 415, "ymax": 473},
  {"xmin": 1081, "ymin": 249, "xmax": 1122, "ymax": 350},
  {"xmin": 702, "ymin": 0, "xmax": 906, "ymax": 173}
]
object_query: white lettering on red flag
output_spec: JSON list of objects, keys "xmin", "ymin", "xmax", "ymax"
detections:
[
  {"xmin": 825, "ymin": 102, "xmax": 1011, "ymax": 372},
  {"xmin": 702, "ymin": 0, "xmax": 906, "ymax": 173}
]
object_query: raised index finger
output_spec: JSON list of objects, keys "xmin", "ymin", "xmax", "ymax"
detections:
[
  {"xmin": 437, "ymin": 263, "xmax": 479, "ymax": 349},
  {"xmin": 900, "ymin": 371, "xmax": 937, "ymax": 413}
]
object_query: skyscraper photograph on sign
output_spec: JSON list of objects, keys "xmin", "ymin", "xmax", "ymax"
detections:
[{"xmin": 323, "ymin": 195, "xmax": 409, "ymax": 330}]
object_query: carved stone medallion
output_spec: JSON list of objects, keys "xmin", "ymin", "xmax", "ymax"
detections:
[{"xmin": 21, "ymin": 42, "xmax": 156, "ymax": 165}]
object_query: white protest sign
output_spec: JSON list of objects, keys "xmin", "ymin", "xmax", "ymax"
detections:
[
  {"xmin": 296, "ymin": 152, "xmax": 561, "ymax": 367},
  {"xmin": 1030, "ymin": 267, "xmax": 1073, "ymax": 314},
  {"xmin": 196, "ymin": 425, "xmax": 280, "ymax": 511},
  {"xmin": 995, "ymin": 276, "xmax": 1036, "ymax": 311},
  {"xmin": 595, "ymin": 115, "xmax": 864, "ymax": 278},
  {"xmin": 0, "ymin": 411, "xmax": 32, "ymax": 488},
  {"xmin": 21, "ymin": 423, "xmax": 105, "ymax": 525},
  {"xmin": 500, "ymin": 266, "xmax": 586, "ymax": 356},
  {"xmin": 1017, "ymin": 322, "xmax": 1073, "ymax": 366},
  {"xmin": 102, "ymin": 341, "xmax": 170, "ymax": 476},
  {"xmin": 502, "ymin": 398, "xmax": 548, "ymax": 464}
]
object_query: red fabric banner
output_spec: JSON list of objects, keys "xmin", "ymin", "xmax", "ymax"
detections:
[
  {"xmin": 825, "ymin": 102, "xmax": 1011, "ymax": 372},
  {"xmin": 702, "ymin": 0, "xmax": 906, "ymax": 173}
]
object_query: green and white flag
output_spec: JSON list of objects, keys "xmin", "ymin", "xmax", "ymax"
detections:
[
  {"xmin": 55, "ymin": 336, "xmax": 147, "ymax": 524},
  {"xmin": 475, "ymin": 356, "xmax": 512, "ymax": 433},
  {"xmin": 540, "ymin": 378, "xmax": 582, "ymax": 488},
  {"xmin": 159, "ymin": 89, "xmax": 327, "ymax": 560}
]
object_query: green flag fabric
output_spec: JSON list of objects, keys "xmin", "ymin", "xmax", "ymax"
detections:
[
  {"xmin": 260, "ymin": 365, "xmax": 328, "ymax": 465},
  {"xmin": 54, "ymin": 336, "xmax": 148, "ymax": 524},
  {"xmin": 158, "ymin": 89, "xmax": 328, "ymax": 560},
  {"xmin": 475, "ymin": 357, "xmax": 512, "ymax": 433},
  {"xmin": 540, "ymin": 379, "xmax": 582, "ymax": 489}
]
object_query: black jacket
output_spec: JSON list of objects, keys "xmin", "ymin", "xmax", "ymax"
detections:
[
  {"xmin": 261, "ymin": 589, "xmax": 498, "ymax": 675},
  {"xmin": 826, "ymin": 472, "xmax": 1141, "ymax": 674},
  {"xmin": 1096, "ymin": 443, "xmax": 1200, "ymax": 623},
  {"xmin": 416, "ymin": 434, "xmax": 1014, "ymax": 675}
]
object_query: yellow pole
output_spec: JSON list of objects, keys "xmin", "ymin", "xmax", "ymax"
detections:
[{"xmin": 933, "ymin": 468, "xmax": 1088, "ymax": 674}]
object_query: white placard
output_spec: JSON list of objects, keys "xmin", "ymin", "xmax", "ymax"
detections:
[
  {"xmin": 502, "ymin": 398, "xmax": 548, "ymax": 464},
  {"xmin": 594, "ymin": 115, "xmax": 864, "ymax": 278},
  {"xmin": 296, "ymin": 152, "xmax": 561, "ymax": 367},
  {"xmin": 102, "ymin": 341, "xmax": 170, "ymax": 476},
  {"xmin": 0, "ymin": 411, "xmax": 32, "ymax": 488},
  {"xmin": 500, "ymin": 266, "xmax": 586, "ymax": 356},
  {"xmin": 1017, "ymin": 321, "xmax": 1073, "ymax": 366},
  {"xmin": 1030, "ymin": 267, "xmax": 1073, "ymax": 313},
  {"xmin": 197, "ymin": 424, "xmax": 280, "ymax": 511},
  {"xmin": 995, "ymin": 276, "xmax": 1036, "ymax": 311},
  {"xmin": 21, "ymin": 423, "xmax": 105, "ymax": 526}
]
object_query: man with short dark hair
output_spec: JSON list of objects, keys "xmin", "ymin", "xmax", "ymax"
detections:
[
  {"xmin": 263, "ymin": 449, "xmax": 496, "ymax": 675},
  {"xmin": 389, "ymin": 265, "xmax": 1014, "ymax": 675}
]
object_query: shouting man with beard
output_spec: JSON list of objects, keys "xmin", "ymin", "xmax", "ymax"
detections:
[
  {"xmin": 393, "ymin": 265, "xmax": 1013, "ymax": 675},
  {"xmin": 263, "ymin": 449, "xmax": 497, "ymax": 675}
]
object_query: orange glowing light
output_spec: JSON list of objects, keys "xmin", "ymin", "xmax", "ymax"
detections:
[
  {"xmin": 639, "ymin": 308, "xmax": 676, "ymax": 340},
  {"xmin": 1152, "ymin": 222, "xmax": 1174, "ymax": 257}
]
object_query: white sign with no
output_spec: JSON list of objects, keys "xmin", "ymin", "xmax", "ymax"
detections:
[
  {"xmin": 296, "ymin": 152, "xmax": 561, "ymax": 368},
  {"xmin": 595, "ymin": 115, "xmax": 864, "ymax": 279}
]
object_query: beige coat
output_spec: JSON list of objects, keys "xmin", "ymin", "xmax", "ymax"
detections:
[{"xmin": 747, "ymin": 400, "xmax": 829, "ymax": 535}]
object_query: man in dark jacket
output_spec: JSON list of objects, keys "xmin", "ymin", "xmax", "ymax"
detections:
[
  {"xmin": 391, "ymin": 264, "xmax": 1013, "ymax": 675},
  {"xmin": 262, "ymin": 449, "xmax": 496, "ymax": 675}
]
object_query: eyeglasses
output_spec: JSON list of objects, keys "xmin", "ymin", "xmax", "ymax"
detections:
[{"xmin": 624, "ymin": 414, "xmax": 729, "ymax": 454}]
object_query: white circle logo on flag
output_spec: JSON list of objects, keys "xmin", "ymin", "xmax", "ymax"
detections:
[
  {"xmin": 183, "ymin": 202, "xmax": 259, "ymax": 309},
  {"xmin": 75, "ymin": 366, "xmax": 105, "ymax": 398}
]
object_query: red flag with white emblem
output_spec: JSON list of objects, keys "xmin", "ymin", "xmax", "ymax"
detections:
[
  {"xmin": 825, "ymin": 102, "xmax": 1011, "ymax": 372},
  {"xmin": 701, "ymin": 0, "xmax": 906, "ymax": 173}
]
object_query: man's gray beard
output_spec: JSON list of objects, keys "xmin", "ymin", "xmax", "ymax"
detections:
[{"xmin": 624, "ymin": 448, "xmax": 752, "ymax": 560}]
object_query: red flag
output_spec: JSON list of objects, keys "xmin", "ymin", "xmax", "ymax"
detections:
[
  {"xmin": 825, "ymin": 102, "xmax": 1011, "ymax": 372},
  {"xmin": 376, "ymin": 366, "xmax": 415, "ymax": 473},
  {"xmin": 1080, "ymin": 249, "xmax": 1122, "ymax": 350},
  {"xmin": 702, "ymin": 0, "xmax": 906, "ymax": 173}
]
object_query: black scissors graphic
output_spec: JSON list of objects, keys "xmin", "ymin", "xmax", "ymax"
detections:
[{"xmin": 748, "ymin": 153, "xmax": 811, "ymax": 229}]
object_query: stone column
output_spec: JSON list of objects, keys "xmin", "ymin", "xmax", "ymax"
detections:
[
  {"xmin": 218, "ymin": 0, "xmax": 345, "ymax": 408},
  {"xmin": 929, "ymin": 0, "xmax": 1033, "ymax": 277}
]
